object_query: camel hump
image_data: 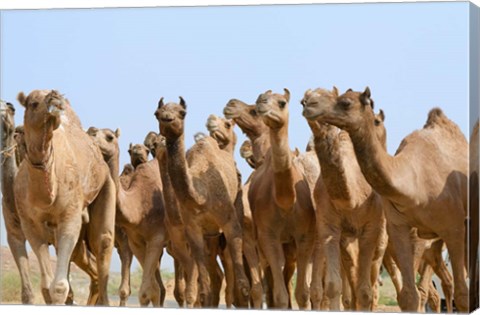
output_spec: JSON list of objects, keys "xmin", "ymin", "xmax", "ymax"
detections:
[{"xmin": 424, "ymin": 107, "xmax": 464, "ymax": 138}]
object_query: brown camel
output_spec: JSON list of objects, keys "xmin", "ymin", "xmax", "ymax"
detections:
[
  {"xmin": 246, "ymin": 89, "xmax": 315, "ymax": 309},
  {"xmin": 301, "ymin": 87, "xmax": 468, "ymax": 312},
  {"xmin": 223, "ymin": 98, "xmax": 300, "ymax": 309},
  {"xmin": 206, "ymin": 114, "xmax": 264, "ymax": 308},
  {"xmin": 13, "ymin": 125, "xmax": 26, "ymax": 166},
  {"xmin": 240, "ymin": 139, "xmax": 256, "ymax": 169},
  {"xmin": 470, "ymin": 120, "xmax": 479, "ymax": 311},
  {"xmin": 1, "ymin": 101, "xmax": 35, "ymax": 304},
  {"xmin": 15, "ymin": 90, "xmax": 115, "ymax": 305},
  {"xmin": 301, "ymin": 87, "xmax": 387, "ymax": 311},
  {"xmin": 144, "ymin": 131, "xmax": 159, "ymax": 159},
  {"xmin": 87, "ymin": 127, "xmax": 167, "ymax": 307},
  {"xmin": 154, "ymin": 97, "xmax": 250, "ymax": 308}
]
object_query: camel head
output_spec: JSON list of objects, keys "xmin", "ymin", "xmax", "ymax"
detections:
[
  {"xmin": 206, "ymin": 114, "xmax": 237, "ymax": 150},
  {"xmin": 0, "ymin": 100, "xmax": 15, "ymax": 142},
  {"xmin": 301, "ymin": 86, "xmax": 376, "ymax": 132},
  {"xmin": 144, "ymin": 131, "xmax": 161, "ymax": 158},
  {"xmin": 155, "ymin": 97, "xmax": 187, "ymax": 139},
  {"xmin": 223, "ymin": 99, "xmax": 268, "ymax": 140},
  {"xmin": 239, "ymin": 139, "xmax": 256, "ymax": 169},
  {"xmin": 17, "ymin": 90, "xmax": 65, "ymax": 137},
  {"xmin": 14, "ymin": 125, "xmax": 26, "ymax": 163},
  {"xmin": 128, "ymin": 143, "xmax": 150, "ymax": 168},
  {"xmin": 255, "ymin": 89, "xmax": 290, "ymax": 129},
  {"xmin": 87, "ymin": 127, "xmax": 120, "ymax": 162}
]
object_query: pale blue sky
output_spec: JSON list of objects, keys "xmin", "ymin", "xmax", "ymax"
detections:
[{"xmin": 0, "ymin": 2, "xmax": 471, "ymax": 272}]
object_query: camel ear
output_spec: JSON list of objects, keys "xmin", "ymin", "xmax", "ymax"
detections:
[
  {"xmin": 128, "ymin": 143, "xmax": 133, "ymax": 152},
  {"xmin": 6, "ymin": 102, "xmax": 15, "ymax": 113},
  {"xmin": 179, "ymin": 96, "xmax": 186, "ymax": 109},
  {"xmin": 17, "ymin": 92, "xmax": 27, "ymax": 107},
  {"xmin": 86, "ymin": 126, "xmax": 98, "ymax": 136},
  {"xmin": 360, "ymin": 87, "xmax": 372, "ymax": 107},
  {"xmin": 346, "ymin": 88, "xmax": 353, "ymax": 93},
  {"xmin": 379, "ymin": 109, "xmax": 385, "ymax": 122},
  {"xmin": 283, "ymin": 88, "xmax": 290, "ymax": 103},
  {"xmin": 115, "ymin": 128, "xmax": 121, "ymax": 138},
  {"xmin": 332, "ymin": 86, "xmax": 339, "ymax": 97},
  {"xmin": 158, "ymin": 97, "xmax": 164, "ymax": 109}
]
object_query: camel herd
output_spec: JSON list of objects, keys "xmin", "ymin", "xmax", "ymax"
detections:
[{"xmin": 0, "ymin": 87, "xmax": 478, "ymax": 312}]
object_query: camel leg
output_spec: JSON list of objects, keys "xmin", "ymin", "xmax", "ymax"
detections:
[
  {"xmin": 172, "ymin": 257, "xmax": 186, "ymax": 307},
  {"xmin": 283, "ymin": 243, "xmax": 296, "ymax": 309},
  {"xmin": 321, "ymin": 222, "xmax": 342, "ymax": 311},
  {"xmin": 115, "ymin": 227, "xmax": 132, "ymax": 306},
  {"xmin": 168, "ymin": 226, "xmax": 198, "ymax": 308},
  {"xmin": 386, "ymin": 222, "xmax": 419, "ymax": 312},
  {"xmin": 417, "ymin": 260, "xmax": 435, "ymax": 312},
  {"xmin": 242, "ymin": 233, "xmax": 263, "ymax": 308},
  {"xmin": 222, "ymin": 218, "xmax": 251, "ymax": 308},
  {"xmin": 425, "ymin": 240, "xmax": 453, "ymax": 313},
  {"xmin": 257, "ymin": 232, "xmax": 288, "ymax": 309},
  {"xmin": 382, "ymin": 247, "xmax": 402, "ymax": 295},
  {"xmin": 443, "ymin": 231, "xmax": 468, "ymax": 312},
  {"xmin": 294, "ymin": 238, "xmax": 313, "ymax": 310},
  {"xmin": 340, "ymin": 237, "xmax": 358, "ymax": 310},
  {"xmin": 426, "ymin": 281, "xmax": 441, "ymax": 313},
  {"xmin": 50, "ymin": 214, "xmax": 83, "ymax": 304},
  {"xmin": 185, "ymin": 225, "xmax": 211, "ymax": 307},
  {"xmin": 70, "ymin": 236, "xmax": 99, "ymax": 305},
  {"xmin": 204, "ymin": 235, "xmax": 224, "ymax": 307},
  {"xmin": 4, "ymin": 223, "xmax": 35, "ymax": 304},
  {"xmin": 310, "ymin": 229, "xmax": 326, "ymax": 310},
  {"xmin": 219, "ymin": 244, "xmax": 234, "ymax": 308},
  {"xmin": 371, "ymin": 226, "xmax": 388, "ymax": 311},
  {"xmin": 355, "ymin": 224, "xmax": 381, "ymax": 311},
  {"xmin": 156, "ymin": 250, "xmax": 167, "ymax": 306},
  {"xmin": 87, "ymin": 177, "xmax": 116, "ymax": 306}
]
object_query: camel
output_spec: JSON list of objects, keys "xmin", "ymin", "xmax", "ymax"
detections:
[
  {"xmin": 154, "ymin": 96, "xmax": 250, "ymax": 308},
  {"xmin": 144, "ymin": 131, "xmax": 159, "ymax": 159},
  {"xmin": 1, "ymin": 101, "xmax": 35, "ymax": 304},
  {"xmin": 128, "ymin": 143, "xmax": 150, "ymax": 169},
  {"xmin": 119, "ymin": 163, "xmax": 135, "ymax": 189},
  {"xmin": 14, "ymin": 90, "xmax": 115, "ymax": 305},
  {"xmin": 87, "ymin": 127, "xmax": 167, "ymax": 307},
  {"xmin": 302, "ymin": 88, "xmax": 386, "ymax": 311},
  {"xmin": 243, "ymin": 89, "xmax": 315, "ymax": 310},
  {"xmin": 470, "ymin": 120, "xmax": 479, "ymax": 311},
  {"xmin": 301, "ymin": 87, "xmax": 387, "ymax": 311},
  {"xmin": 240, "ymin": 139, "xmax": 256, "ymax": 169},
  {"xmin": 223, "ymin": 98, "xmax": 301, "ymax": 309},
  {"xmin": 301, "ymin": 86, "xmax": 468, "ymax": 312},
  {"xmin": 206, "ymin": 114, "xmax": 264, "ymax": 308},
  {"xmin": 13, "ymin": 125, "xmax": 26, "ymax": 166}
]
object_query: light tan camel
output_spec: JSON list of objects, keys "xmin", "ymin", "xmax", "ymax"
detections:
[
  {"xmin": 206, "ymin": 114, "xmax": 264, "ymax": 308},
  {"xmin": 301, "ymin": 87, "xmax": 387, "ymax": 311},
  {"xmin": 155, "ymin": 97, "xmax": 250, "ymax": 307},
  {"xmin": 15, "ymin": 90, "xmax": 115, "ymax": 305},
  {"xmin": 247, "ymin": 89, "xmax": 315, "ymax": 309},
  {"xmin": 470, "ymin": 120, "xmax": 479, "ymax": 311},
  {"xmin": 1, "ymin": 101, "xmax": 35, "ymax": 304},
  {"xmin": 87, "ymin": 127, "xmax": 167, "ymax": 307},
  {"xmin": 302, "ymin": 87, "xmax": 468, "ymax": 312},
  {"xmin": 11, "ymin": 119, "xmax": 99, "ymax": 306},
  {"xmin": 240, "ymin": 139, "xmax": 256, "ymax": 169},
  {"xmin": 223, "ymin": 98, "xmax": 299, "ymax": 308}
]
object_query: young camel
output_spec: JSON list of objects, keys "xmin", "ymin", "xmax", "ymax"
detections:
[
  {"xmin": 248, "ymin": 89, "xmax": 315, "ymax": 309},
  {"xmin": 302, "ymin": 87, "xmax": 468, "ymax": 312},
  {"xmin": 206, "ymin": 114, "xmax": 264, "ymax": 309},
  {"xmin": 301, "ymin": 87, "xmax": 387, "ymax": 311},
  {"xmin": 15, "ymin": 90, "xmax": 115, "ymax": 305},
  {"xmin": 223, "ymin": 98, "xmax": 300, "ymax": 309},
  {"xmin": 87, "ymin": 127, "xmax": 167, "ymax": 307},
  {"xmin": 155, "ymin": 97, "xmax": 250, "ymax": 308}
]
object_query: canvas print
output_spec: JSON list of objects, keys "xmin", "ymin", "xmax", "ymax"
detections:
[{"xmin": 0, "ymin": 1, "xmax": 479, "ymax": 313}]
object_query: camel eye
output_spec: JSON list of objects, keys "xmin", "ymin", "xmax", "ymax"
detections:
[
  {"xmin": 338, "ymin": 99, "xmax": 352, "ymax": 108},
  {"xmin": 374, "ymin": 119, "xmax": 381, "ymax": 126},
  {"xmin": 278, "ymin": 101, "xmax": 286, "ymax": 109},
  {"xmin": 249, "ymin": 109, "xmax": 257, "ymax": 117},
  {"xmin": 179, "ymin": 110, "xmax": 186, "ymax": 119},
  {"xmin": 106, "ymin": 135, "xmax": 114, "ymax": 142},
  {"xmin": 225, "ymin": 122, "xmax": 231, "ymax": 129},
  {"xmin": 30, "ymin": 102, "xmax": 39, "ymax": 109}
]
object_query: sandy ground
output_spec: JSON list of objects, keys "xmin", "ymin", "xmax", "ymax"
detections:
[{"xmin": 1, "ymin": 246, "xmax": 401, "ymax": 312}]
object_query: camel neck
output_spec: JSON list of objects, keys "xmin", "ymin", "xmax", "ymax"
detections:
[
  {"xmin": 1, "ymin": 135, "xmax": 17, "ymax": 204},
  {"xmin": 268, "ymin": 123, "xmax": 296, "ymax": 210},
  {"xmin": 348, "ymin": 124, "xmax": 406, "ymax": 203},
  {"xmin": 313, "ymin": 127, "xmax": 371, "ymax": 206},
  {"xmin": 106, "ymin": 152, "xmax": 120, "ymax": 192},
  {"xmin": 166, "ymin": 135, "xmax": 204, "ymax": 208},
  {"xmin": 157, "ymin": 150, "xmax": 183, "ymax": 225},
  {"xmin": 251, "ymin": 132, "xmax": 270, "ymax": 167}
]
